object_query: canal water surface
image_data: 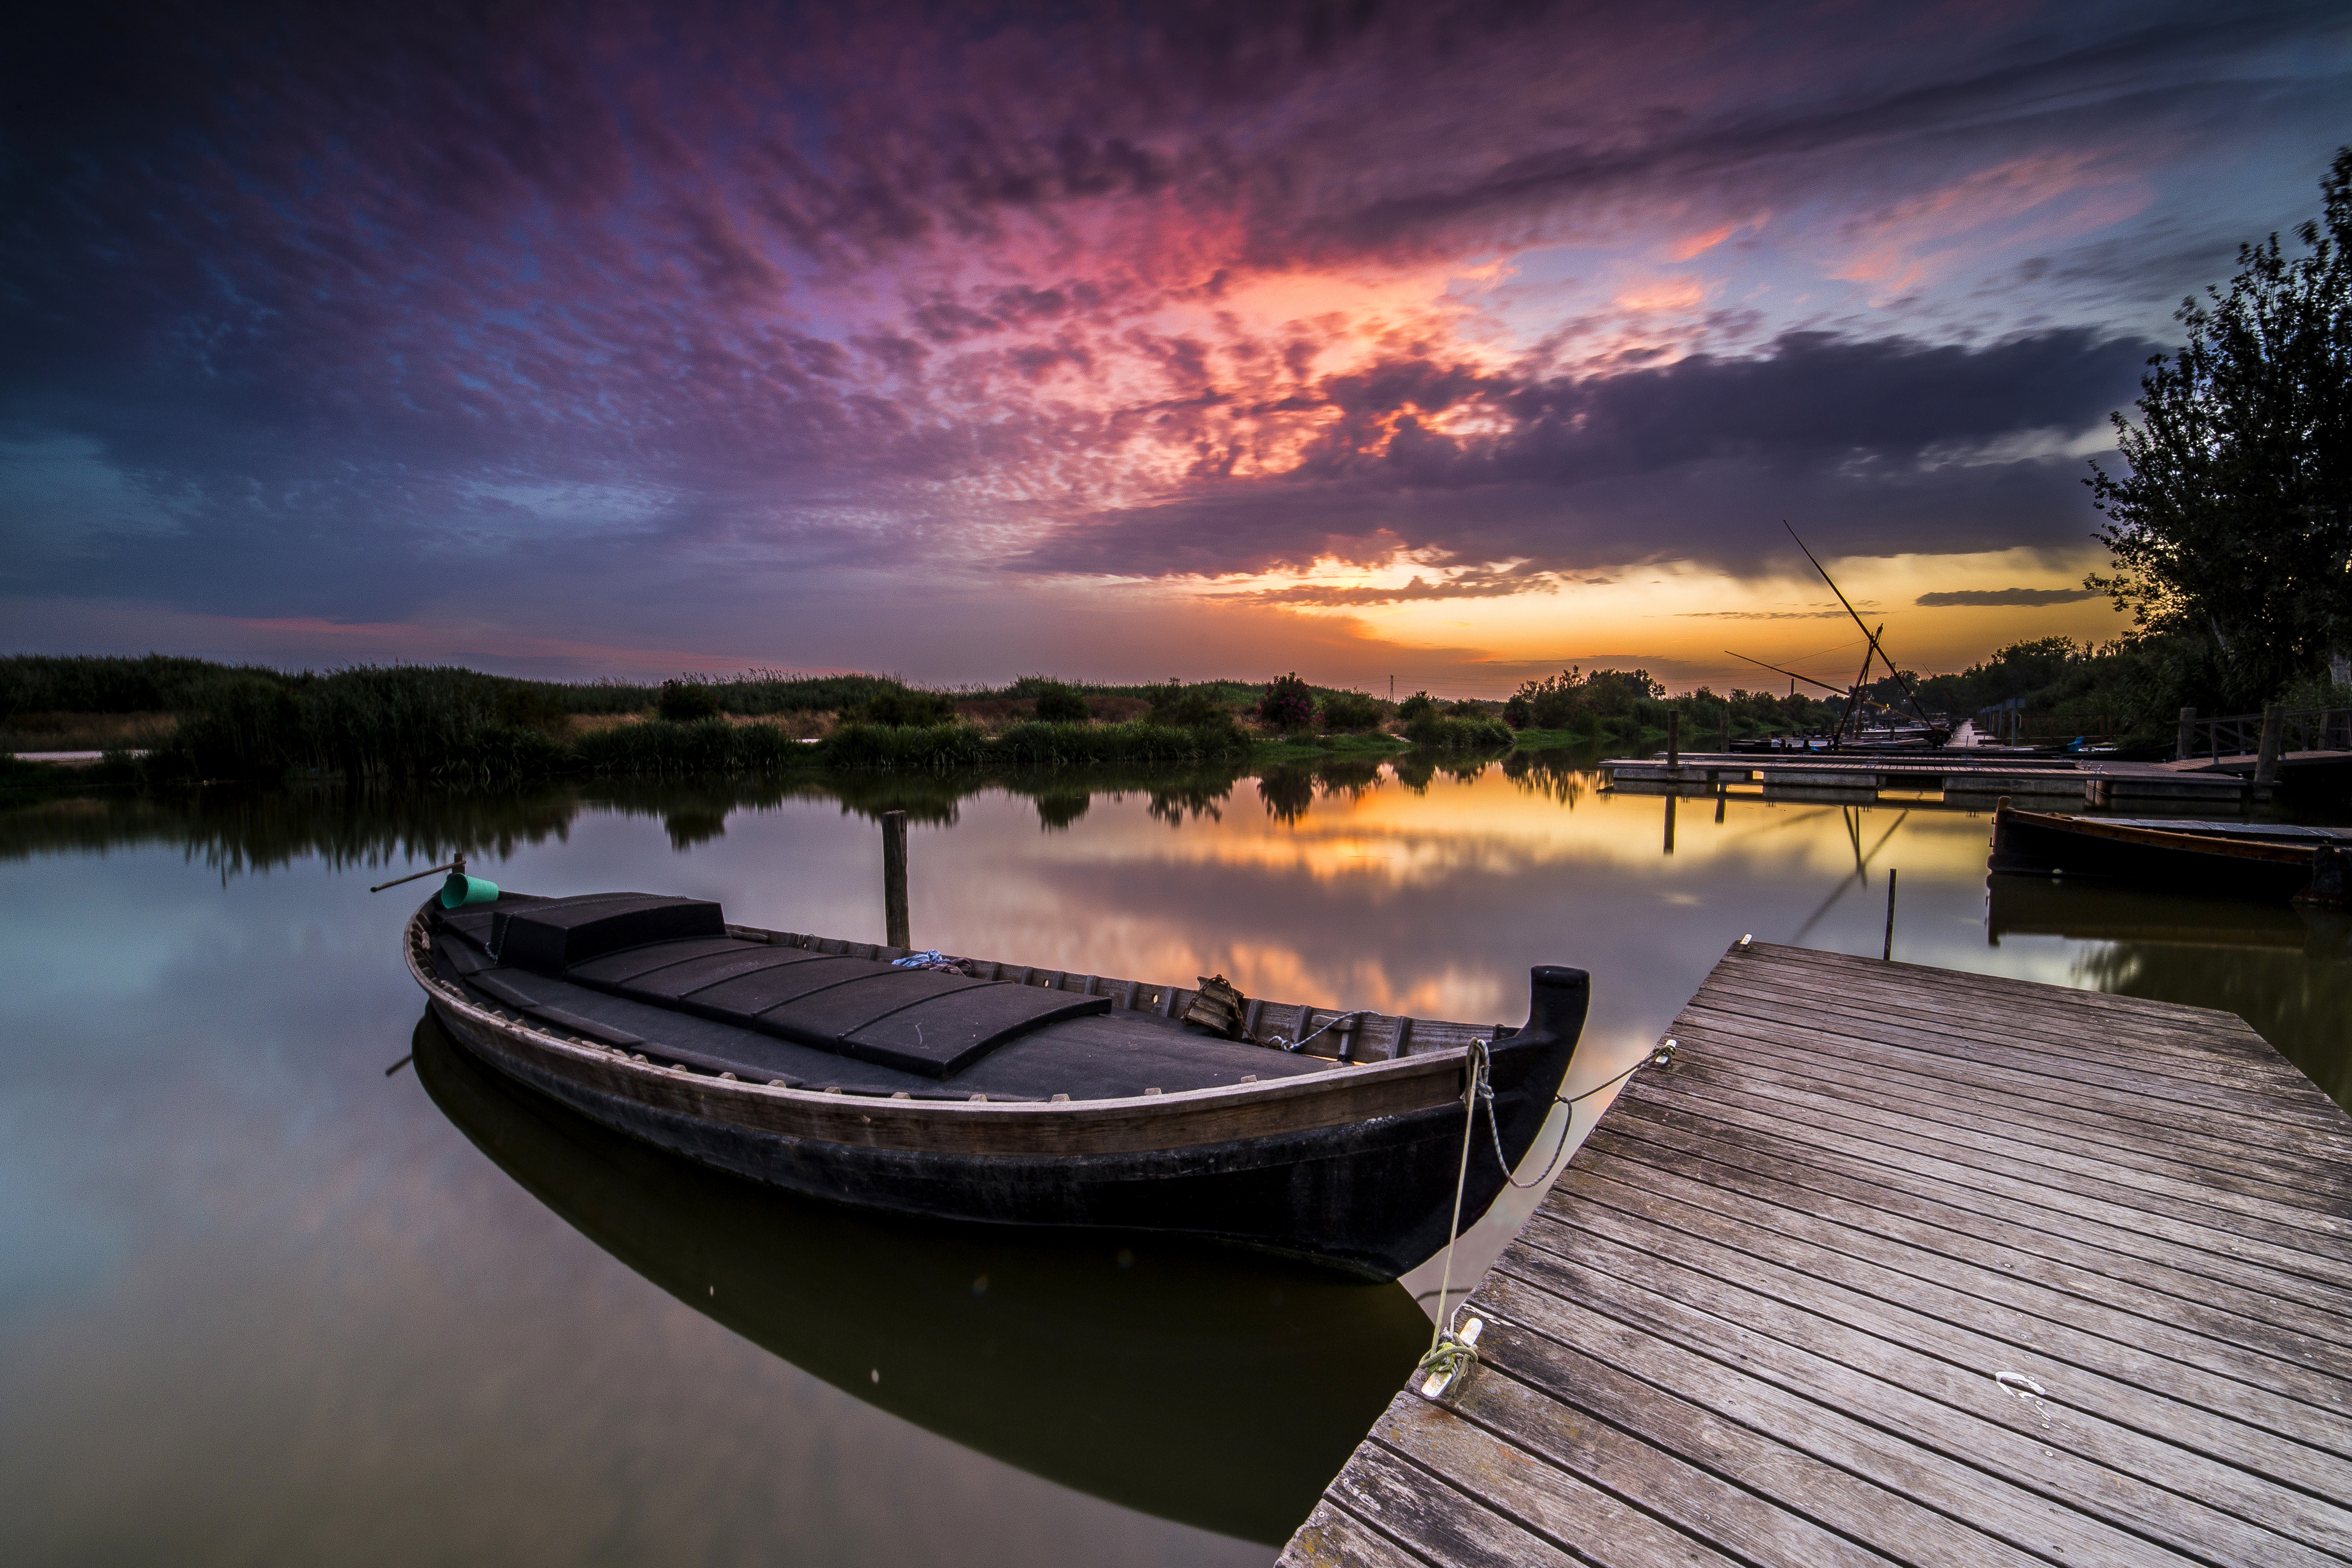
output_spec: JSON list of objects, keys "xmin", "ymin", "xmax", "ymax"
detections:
[{"xmin": 4, "ymin": 756, "xmax": 2346, "ymax": 1564}]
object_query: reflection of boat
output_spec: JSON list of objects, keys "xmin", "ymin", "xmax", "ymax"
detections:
[
  {"xmin": 1986, "ymin": 872, "xmax": 2352, "ymax": 956},
  {"xmin": 1989, "ymin": 801, "xmax": 2349, "ymax": 904},
  {"xmin": 405, "ymin": 888, "xmax": 1588, "ymax": 1280},
  {"xmin": 410, "ymin": 1011, "xmax": 1428, "ymax": 1545}
]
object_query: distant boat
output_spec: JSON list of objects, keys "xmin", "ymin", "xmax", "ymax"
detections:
[
  {"xmin": 1988, "ymin": 801, "xmax": 2349, "ymax": 905},
  {"xmin": 403, "ymin": 887, "xmax": 1588, "ymax": 1279}
]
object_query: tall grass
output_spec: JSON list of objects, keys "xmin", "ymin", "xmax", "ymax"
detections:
[
  {"xmin": 572, "ymin": 718, "xmax": 817, "ymax": 776},
  {"xmin": 1403, "ymin": 715, "xmax": 1516, "ymax": 750}
]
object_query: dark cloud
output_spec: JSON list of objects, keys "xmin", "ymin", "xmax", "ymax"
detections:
[
  {"xmin": 0, "ymin": 0, "xmax": 2342, "ymax": 636},
  {"xmin": 1016, "ymin": 328, "xmax": 2159, "ymax": 581},
  {"xmin": 1218, "ymin": 566, "xmax": 1577, "ymax": 607},
  {"xmin": 1917, "ymin": 587, "xmax": 2103, "ymax": 606}
]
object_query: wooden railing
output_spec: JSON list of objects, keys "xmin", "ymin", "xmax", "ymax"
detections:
[
  {"xmin": 1975, "ymin": 711, "xmax": 2122, "ymax": 744},
  {"xmin": 2181, "ymin": 707, "xmax": 2352, "ymax": 761}
]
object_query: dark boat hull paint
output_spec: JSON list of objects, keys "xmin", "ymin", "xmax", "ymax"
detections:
[
  {"xmin": 433, "ymin": 993, "xmax": 1576, "ymax": 1279},
  {"xmin": 1989, "ymin": 805, "xmax": 2347, "ymax": 904}
]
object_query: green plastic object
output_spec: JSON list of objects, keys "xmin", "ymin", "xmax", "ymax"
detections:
[{"xmin": 440, "ymin": 872, "xmax": 500, "ymax": 909}]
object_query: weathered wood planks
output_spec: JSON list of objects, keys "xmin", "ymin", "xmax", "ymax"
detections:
[{"xmin": 1283, "ymin": 939, "xmax": 2352, "ymax": 1567}]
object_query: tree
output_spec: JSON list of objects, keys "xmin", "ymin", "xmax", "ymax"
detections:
[
  {"xmin": 2087, "ymin": 146, "xmax": 2352, "ymax": 706},
  {"xmin": 1256, "ymin": 673, "xmax": 1317, "ymax": 731}
]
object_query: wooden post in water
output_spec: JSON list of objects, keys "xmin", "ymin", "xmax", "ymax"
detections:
[
  {"xmin": 881, "ymin": 810, "xmax": 910, "ymax": 950},
  {"xmin": 1662, "ymin": 793, "xmax": 1676, "ymax": 856},
  {"xmin": 1882, "ymin": 867, "xmax": 1898, "ymax": 961},
  {"xmin": 2255, "ymin": 704, "xmax": 2287, "ymax": 786},
  {"xmin": 2177, "ymin": 706, "xmax": 2197, "ymax": 763},
  {"xmin": 1666, "ymin": 708, "xmax": 1680, "ymax": 769}
]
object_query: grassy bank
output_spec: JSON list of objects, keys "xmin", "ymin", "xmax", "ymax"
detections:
[{"xmin": 4, "ymin": 656, "xmax": 1541, "ymax": 788}]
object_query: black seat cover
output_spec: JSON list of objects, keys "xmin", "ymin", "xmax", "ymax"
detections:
[
  {"xmin": 493, "ymin": 893, "xmax": 728, "ymax": 974},
  {"xmin": 488, "ymin": 892, "xmax": 1110, "ymax": 1077}
]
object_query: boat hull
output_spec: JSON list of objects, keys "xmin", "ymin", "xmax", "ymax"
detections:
[
  {"xmin": 413, "ymin": 906, "xmax": 1587, "ymax": 1279},
  {"xmin": 1990, "ymin": 803, "xmax": 2346, "ymax": 904}
]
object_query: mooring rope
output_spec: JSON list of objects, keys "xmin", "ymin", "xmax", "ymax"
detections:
[
  {"xmin": 1265, "ymin": 1009, "xmax": 1366, "ymax": 1053},
  {"xmin": 1481, "ymin": 1037, "xmax": 1676, "ymax": 1191},
  {"xmin": 1414, "ymin": 1043, "xmax": 1488, "ymax": 1400},
  {"xmin": 1412, "ymin": 1032, "xmax": 1678, "ymax": 1400}
]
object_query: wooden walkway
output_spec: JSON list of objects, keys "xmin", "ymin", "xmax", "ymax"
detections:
[
  {"xmin": 1282, "ymin": 940, "xmax": 2352, "ymax": 1567},
  {"xmin": 1601, "ymin": 754, "xmax": 2249, "ymax": 809}
]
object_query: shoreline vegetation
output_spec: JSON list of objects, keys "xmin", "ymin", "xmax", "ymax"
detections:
[
  {"xmin": 0, "ymin": 748, "xmax": 1602, "ymax": 871},
  {"xmin": 2, "ymin": 656, "xmax": 1827, "ymax": 793}
]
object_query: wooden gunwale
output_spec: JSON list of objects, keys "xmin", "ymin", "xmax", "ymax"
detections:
[
  {"xmin": 407, "ymin": 904, "xmax": 1480, "ymax": 1158},
  {"xmin": 2002, "ymin": 804, "xmax": 2331, "ymax": 866}
]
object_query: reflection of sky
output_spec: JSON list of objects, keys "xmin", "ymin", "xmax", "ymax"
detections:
[{"xmin": 0, "ymin": 765, "xmax": 2339, "ymax": 1560}]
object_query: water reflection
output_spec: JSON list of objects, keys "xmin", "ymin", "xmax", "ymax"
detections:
[
  {"xmin": 8, "ymin": 750, "xmax": 2352, "ymax": 1562},
  {"xmin": 413, "ymin": 1011, "xmax": 1426, "ymax": 1546},
  {"xmin": 1989, "ymin": 874, "xmax": 2352, "ymax": 1104}
]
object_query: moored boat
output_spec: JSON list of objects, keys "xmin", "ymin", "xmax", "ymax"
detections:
[
  {"xmin": 1988, "ymin": 799, "xmax": 2349, "ymax": 905},
  {"xmin": 403, "ymin": 883, "xmax": 1589, "ymax": 1279}
]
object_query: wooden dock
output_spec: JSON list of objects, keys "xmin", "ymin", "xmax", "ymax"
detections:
[
  {"xmin": 1600, "ymin": 752, "xmax": 2250, "ymax": 810},
  {"xmin": 1282, "ymin": 940, "xmax": 2352, "ymax": 1567}
]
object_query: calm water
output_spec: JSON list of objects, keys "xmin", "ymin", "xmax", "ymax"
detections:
[{"xmin": 4, "ymin": 756, "xmax": 2348, "ymax": 1565}]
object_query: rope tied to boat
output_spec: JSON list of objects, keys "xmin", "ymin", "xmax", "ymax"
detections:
[
  {"xmin": 1479, "ymin": 1035, "xmax": 1675, "ymax": 1192},
  {"xmin": 1414, "ymin": 1033, "xmax": 1678, "ymax": 1402}
]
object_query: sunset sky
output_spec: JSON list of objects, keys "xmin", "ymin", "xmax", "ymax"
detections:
[{"xmin": 5, "ymin": 2, "xmax": 2348, "ymax": 695}]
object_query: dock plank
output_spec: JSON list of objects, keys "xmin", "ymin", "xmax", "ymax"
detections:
[{"xmin": 1284, "ymin": 940, "xmax": 2352, "ymax": 1568}]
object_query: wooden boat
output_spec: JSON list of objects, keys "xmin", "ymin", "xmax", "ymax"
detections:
[
  {"xmin": 404, "ymin": 886, "xmax": 1589, "ymax": 1279},
  {"xmin": 1988, "ymin": 800, "xmax": 2348, "ymax": 905}
]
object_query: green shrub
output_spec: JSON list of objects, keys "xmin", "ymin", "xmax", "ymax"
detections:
[
  {"xmin": 1256, "ymin": 673, "xmax": 1317, "ymax": 732},
  {"xmin": 1146, "ymin": 681, "xmax": 1228, "ymax": 728},
  {"xmin": 822, "ymin": 722, "xmax": 990, "ymax": 770},
  {"xmin": 1405, "ymin": 714, "xmax": 1515, "ymax": 750},
  {"xmin": 1320, "ymin": 690, "xmax": 1388, "ymax": 732},
  {"xmin": 993, "ymin": 719, "xmax": 1250, "ymax": 767},
  {"xmin": 570, "ymin": 718, "xmax": 808, "ymax": 777},
  {"xmin": 657, "ymin": 678, "xmax": 722, "ymax": 723},
  {"xmin": 1397, "ymin": 691, "xmax": 1438, "ymax": 722},
  {"xmin": 852, "ymin": 686, "xmax": 960, "ymax": 727},
  {"xmin": 1028, "ymin": 682, "xmax": 1091, "ymax": 723}
]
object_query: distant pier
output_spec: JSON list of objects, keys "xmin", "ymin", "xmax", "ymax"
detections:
[
  {"xmin": 1602, "ymin": 751, "xmax": 2251, "ymax": 810},
  {"xmin": 1283, "ymin": 940, "xmax": 2352, "ymax": 1567}
]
